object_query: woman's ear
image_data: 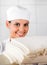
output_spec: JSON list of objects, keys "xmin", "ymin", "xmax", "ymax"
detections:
[{"xmin": 6, "ymin": 20, "xmax": 10, "ymax": 28}]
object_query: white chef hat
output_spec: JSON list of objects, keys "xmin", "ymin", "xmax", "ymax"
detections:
[{"xmin": 6, "ymin": 6, "xmax": 30, "ymax": 21}]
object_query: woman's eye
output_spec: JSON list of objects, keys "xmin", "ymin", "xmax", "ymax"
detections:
[
  {"xmin": 14, "ymin": 23, "xmax": 20, "ymax": 26},
  {"xmin": 24, "ymin": 23, "xmax": 29, "ymax": 27}
]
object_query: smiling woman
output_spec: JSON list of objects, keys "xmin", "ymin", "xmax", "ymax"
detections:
[
  {"xmin": 6, "ymin": 19, "xmax": 29, "ymax": 38},
  {"xmin": 0, "ymin": 6, "xmax": 30, "ymax": 65}
]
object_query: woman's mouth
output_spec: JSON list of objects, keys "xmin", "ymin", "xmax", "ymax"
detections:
[
  {"xmin": 17, "ymin": 33, "xmax": 24, "ymax": 37},
  {"xmin": 15, "ymin": 32, "xmax": 25, "ymax": 37}
]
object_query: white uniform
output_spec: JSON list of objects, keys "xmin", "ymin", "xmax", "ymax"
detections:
[
  {"xmin": 0, "ymin": 38, "xmax": 30, "ymax": 64},
  {"xmin": 0, "ymin": 42, "xmax": 5, "ymax": 55},
  {"xmin": 0, "ymin": 6, "xmax": 30, "ymax": 64}
]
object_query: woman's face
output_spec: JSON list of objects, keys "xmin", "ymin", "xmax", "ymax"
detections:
[{"xmin": 7, "ymin": 19, "xmax": 29, "ymax": 38}]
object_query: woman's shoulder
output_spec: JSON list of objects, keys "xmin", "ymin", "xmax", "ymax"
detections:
[{"xmin": 3, "ymin": 38, "xmax": 10, "ymax": 43}]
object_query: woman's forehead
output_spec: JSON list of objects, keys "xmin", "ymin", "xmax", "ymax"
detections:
[{"xmin": 11, "ymin": 19, "xmax": 29, "ymax": 23}]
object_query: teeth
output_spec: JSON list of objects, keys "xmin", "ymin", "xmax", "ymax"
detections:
[
  {"xmin": 15, "ymin": 32, "xmax": 24, "ymax": 37},
  {"xmin": 17, "ymin": 33, "xmax": 23, "ymax": 35},
  {"xmin": 18, "ymin": 33, "xmax": 23, "ymax": 36},
  {"xmin": 19, "ymin": 34, "xmax": 23, "ymax": 36}
]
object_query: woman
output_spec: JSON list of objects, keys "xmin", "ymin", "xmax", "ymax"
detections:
[{"xmin": 0, "ymin": 6, "xmax": 30, "ymax": 65}]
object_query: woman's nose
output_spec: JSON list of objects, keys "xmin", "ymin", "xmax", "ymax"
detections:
[{"xmin": 19, "ymin": 26, "xmax": 24, "ymax": 32}]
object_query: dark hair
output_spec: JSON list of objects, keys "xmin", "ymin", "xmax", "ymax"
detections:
[{"xmin": 8, "ymin": 21, "xmax": 11, "ymax": 23}]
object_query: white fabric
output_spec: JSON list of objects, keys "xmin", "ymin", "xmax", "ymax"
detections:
[
  {"xmin": 0, "ymin": 42, "xmax": 5, "ymax": 55},
  {"xmin": 0, "ymin": 42, "xmax": 2, "ymax": 55},
  {"xmin": 3, "ymin": 38, "xmax": 30, "ymax": 64},
  {"xmin": 7, "ymin": 6, "xmax": 30, "ymax": 21}
]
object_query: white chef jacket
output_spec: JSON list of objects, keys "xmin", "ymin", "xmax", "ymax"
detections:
[
  {"xmin": 0, "ymin": 42, "xmax": 5, "ymax": 55},
  {"xmin": 0, "ymin": 38, "xmax": 30, "ymax": 64}
]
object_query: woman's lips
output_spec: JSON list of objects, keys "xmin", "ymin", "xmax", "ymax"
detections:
[
  {"xmin": 15, "ymin": 32, "xmax": 24, "ymax": 37},
  {"xmin": 18, "ymin": 34, "xmax": 24, "ymax": 37},
  {"xmin": 17, "ymin": 33, "xmax": 24, "ymax": 37}
]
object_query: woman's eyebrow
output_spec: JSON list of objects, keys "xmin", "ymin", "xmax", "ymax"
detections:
[
  {"xmin": 12, "ymin": 21, "xmax": 19, "ymax": 24},
  {"xmin": 24, "ymin": 22, "xmax": 29, "ymax": 24}
]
